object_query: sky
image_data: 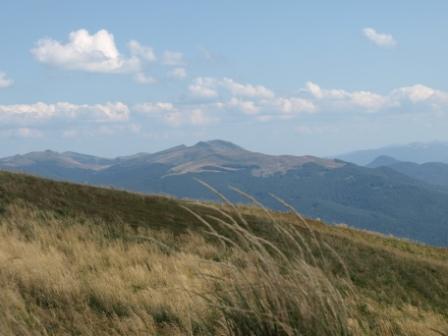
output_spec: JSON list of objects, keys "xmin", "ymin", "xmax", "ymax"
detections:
[{"xmin": 1, "ymin": 0, "xmax": 448, "ymax": 158}]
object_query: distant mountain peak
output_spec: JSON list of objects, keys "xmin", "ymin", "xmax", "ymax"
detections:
[
  {"xmin": 0, "ymin": 149, "xmax": 113, "ymax": 170},
  {"xmin": 367, "ymin": 155, "xmax": 400, "ymax": 168},
  {"xmin": 1, "ymin": 141, "xmax": 346, "ymax": 178},
  {"xmin": 193, "ymin": 139, "xmax": 244, "ymax": 150},
  {"xmin": 337, "ymin": 141, "xmax": 448, "ymax": 165}
]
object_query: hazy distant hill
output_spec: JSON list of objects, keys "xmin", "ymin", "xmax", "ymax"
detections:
[
  {"xmin": 367, "ymin": 155, "xmax": 448, "ymax": 188},
  {"xmin": 366, "ymin": 155, "xmax": 401, "ymax": 168},
  {"xmin": 337, "ymin": 142, "xmax": 448, "ymax": 165},
  {"xmin": 2, "ymin": 140, "xmax": 448, "ymax": 246}
]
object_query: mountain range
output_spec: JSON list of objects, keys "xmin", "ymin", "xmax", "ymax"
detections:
[
  {"xmin": 2, "ymin": 140, "xmax": 448, "ymax": 246},
  {"xmin": 337, "ymin": 141, "xmax": 448, "ymax": 165},
  {"xmin": 367, "ymin": 155, "xmax": 448, "ymax": 188}
]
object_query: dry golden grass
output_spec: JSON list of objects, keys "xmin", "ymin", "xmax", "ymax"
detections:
[
  {"xmin": 0, "ymin": 204, "xmax": 219, "ymax": 335},
  {"xmin": 0, "ymin": 202, "xmax": 446, "ymax": 336},
  {"xmin": 0, "ymin": 173, "xmax": 447, "ymax": 335}
]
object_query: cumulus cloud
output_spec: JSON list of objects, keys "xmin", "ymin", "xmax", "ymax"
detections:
[
  {"xmin": 31, "ymin": 29, "xmax": 140, "ymax": 73},
  {"xmin": 305, "ymin": 81, "xmax": 448, "ymax": 113},
  {"xmin": 0, "ymin": 102, "xmax": 130, "ymax": 122},
  {"xmin": 189, "ymin": 77, "xmax": 219, "ymax": 98},
  {"xmin": 0, "ymin": 72, "xmax": 13, "ymax": 88},
  {"xmin": 165, "ymin": 108, "xmax": 216, "ymax": 127},
  {"xmin": 226, "ymin": 96, "xmax": 315, "ymax": 120},
  {"xmin": 392, "ymin": 84, "xmax": 438, "ymax": 103},
  {"xmin": 189, "ymin": 77, "xmax": 274, "ymax": 99},
  {"xmin": 276, "ymin": 97, "xmax": 316, "ymax": 115},
  {"xmin": 222, "ymin": 78, "xmax": 274, "ymax": 99},
  {"xmin": 187, "ymin": 77, "xmax": 315, "ymax": 121},
  {"xmin": 134, "ymin": 72, "xmax": 157, "ymax": 84},
  {"xmin": 135, "ymin": 101, "xmax": 218, "ymax": 127},
  {"xmin": 134, "ymin": 102, "xmax": 175, "ymax": 114},
  {"xmin": 228, "ymin": 98, "xmax": 259, "ymax": 115},
  {"xmin": 89, "ymin": 102, "xmax": 130, "ymax": 121},
  {"xmin": 350, "ymin": 91, "xmax": 389, "ymax": 110},
  {"xmin": 128, "ymin": 40, "xmax": 156, "ymax": 62},
  {"xmin": 0, "ymin": 102, "xmax": 58, "ymax": 119},
  {"xmin": 363, "ymin": 27, "xmax": 396, "ymax": 47},
  {"xmin": 305, "ymin": 82, "xmax": 389, "ymax": 111},
  {"xmin": 305, "ymin": 81, "xmax": 347, "ymax": 100},
  {"xmin": 31, "ymin": 29, "xmax": 187, "ymax": 85}
]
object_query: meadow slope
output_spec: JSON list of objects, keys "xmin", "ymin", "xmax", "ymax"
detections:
[{"xmin": 0, "ymin": 171, "xmax": 447, "ymax": 335}]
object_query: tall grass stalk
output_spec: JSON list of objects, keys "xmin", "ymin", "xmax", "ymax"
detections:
[{"xmin": 185, "ymin": 181, "xmax": 352, "ymax": 336}]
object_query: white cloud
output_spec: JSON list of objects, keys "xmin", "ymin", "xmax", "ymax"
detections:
[
  {"xmin": 305, "ymin": 82, "xmax": 389, "ymax": 111},
  {"xmin": 128, "ymin": 40, "xmax": 156, "ymax": 62},
  {"xmin": 160, "ymin": 109, "xmax": 215, "ymax": 127},
  {"xmin": 189, "ymin": 77, "xmax": 274, "ymax": 99},
  {"xmin": 0, "ymin": 102, "xmax": 129, "ymax": 122},
  {"xmin": 169, "ymin": 67, "xmax": 187, "ymax": 79},
  {"xmin": 305, "ymin": 81, "xmax": 448, "ymax": 113},
  {"xmin": 222, "ymin": 78, "xmax": 274, "ymax": 99},
  {"xmin": 136, "ymin": 80, "xmax": 448, "ymax": 129},
  {"xmin": 228, "ymin": 98, "xmax": 259, "ymax": 115},
  {"xmin": 305, "ymin": 81, "xmax": 323, "ymax": 98},
  {"xmin": 134, "ymin": 102, "xmax": 175, "ymax": 114},
  {"xmin": 189, "ymin": 77, "xmax": 218, "ymax": 98},
  {"xmin": 162, "ymin": 51, "xmax": 184, "ymax": 66},
  {"xmin": 135, "ymin": 101, "xmax": 218, "ymax": 127},
  {"xmin": 0, "ymin": 72, "xmax": 13, "ymax": 88},
  {"xmin": 31, "ymin": 29, "xmax": 140, "ymax": 73},
  {"xmin": 363, "ymin": 27, "xmax": 396, "ymax": 47},
  {"xmin": 134, "ymin": 72, "xmax": 157, "ymax": 84},
  {"xmin": 0, "ymin": 102, "xmax": 57, "ymax": 119},
  {"xmin": 90, "ymin": 102, "xmax": 129, "ymax": 121},
  {"xmin": 350, "ymin": 91, "xmax": 388, "ymax": 110},
  {"xmin": 31, "ymin": 29, "xmax": 186, "ymax": 85},
  {"xmin": 188, "ymin": 77, "xmax": 315, "ymax": 120},
  {"xmin": 276, "ymin": 97, "xmax": 316, "ymax": 114},
  {"xmin": 393, "ymin": 84, "xmax": 436, "ymax": 103},
  {"xmin": 306, "ymin": 81, "xmax": 347, "ymax": 99}
]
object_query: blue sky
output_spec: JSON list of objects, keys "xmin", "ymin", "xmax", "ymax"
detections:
[{"xmin": 1, "ymin": 0, "xmax": 448, "ymax": 157}]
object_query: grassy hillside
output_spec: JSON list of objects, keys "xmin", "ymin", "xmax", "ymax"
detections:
[{"xmin": 0, "ymin": 171, "xmax": 447, "ymax": 335}]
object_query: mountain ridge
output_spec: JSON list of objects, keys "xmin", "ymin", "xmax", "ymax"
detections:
[
  {"xmin": 337, "ymin": 141, "xmax": 448, "ymax": 165},
  {"xmin": 2, "ymin": 140, "xmax": 448, "ymax": 246},
  {"xmin": 0, "ymin": 140, "xmax": 345, "ymax": 177},
  {"xmin": 367, "ymin": 155, "xmax": 448, "ymax": 188}
]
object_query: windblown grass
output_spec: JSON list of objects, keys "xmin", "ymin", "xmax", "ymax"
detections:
[
  {"xmin": 181, "ymin": 183, "xmax": 351, "ymax": 336},
  {"xmin": 0, "ymin": 171, "xmax": 447, "ymax": 335}
]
